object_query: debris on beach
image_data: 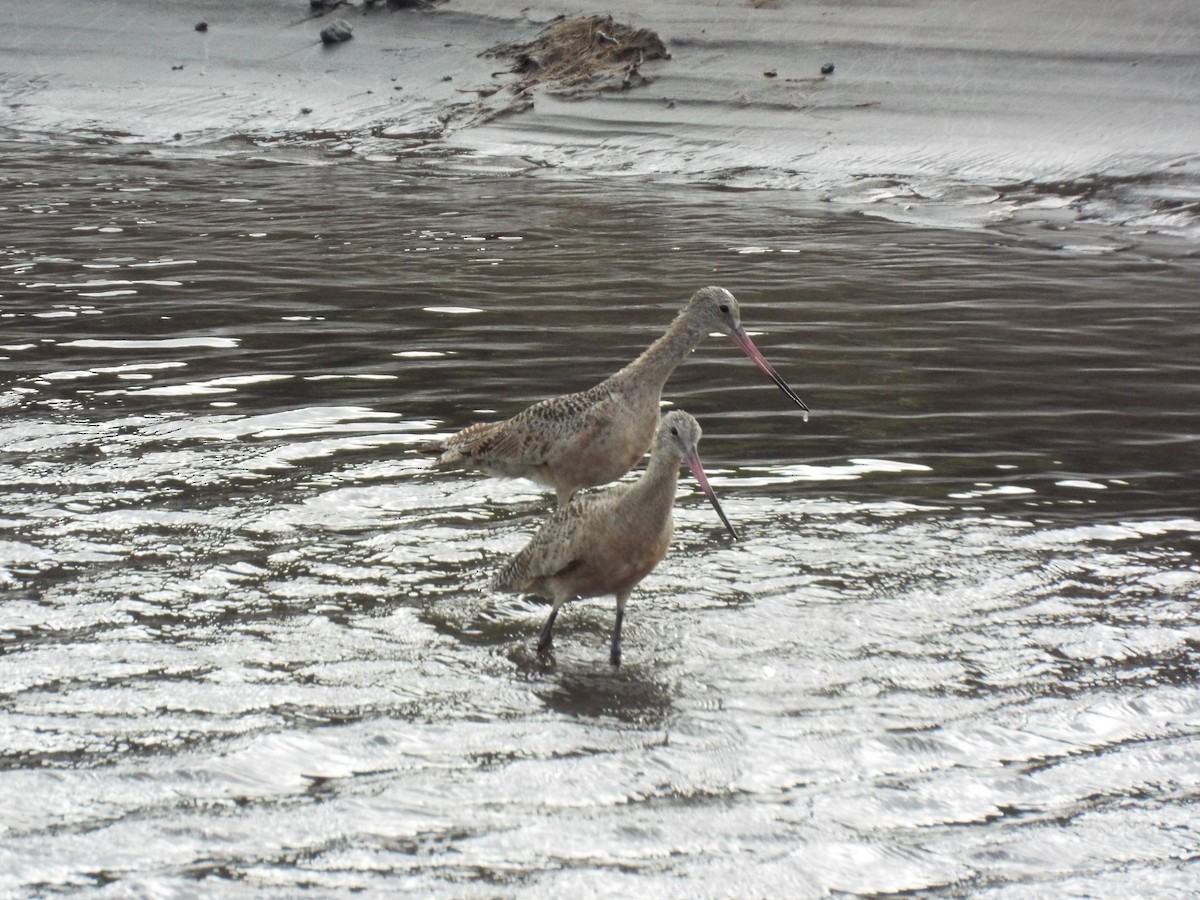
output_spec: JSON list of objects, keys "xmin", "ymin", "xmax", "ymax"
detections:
[
  {"xmin": 821, "ymin": 62, "xmax": 835, "ymax": 75},
  {"xmin": 436, "ymin": 15, "xmax": 672, "ymax": 132},
  {"xmin": 438, "ymin": 15, "xmax": 669, "ymax": 131},
  {"xmin": 486, "ymin": 15, "xmax": 670, "ymax": 95},
  {"xmin": 320, "ymin": 19, "xmax": 353, "ymax": 44},
  {"xmin": 194, "ymin": 22, "xmax": 208, "ymax": 33}
]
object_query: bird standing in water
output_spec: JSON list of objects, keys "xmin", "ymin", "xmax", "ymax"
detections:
[
  {"xmin": 491, "ymin": 410, "xmax": 736, "ymax": 666},
  {"xmin": 431, "ymin": 286, "xmax": 807, "ymax": 506}
]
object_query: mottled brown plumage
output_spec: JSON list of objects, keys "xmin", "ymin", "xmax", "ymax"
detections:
[
  {"xmin": 491, "ymin": 410, "xmax": 736, "ymax": 666},
  {"xmin": 432, "ymin": 286, "xmax": 808, "ymax": 506}
]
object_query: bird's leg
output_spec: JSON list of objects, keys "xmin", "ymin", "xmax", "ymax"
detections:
[
  {"xmin": 609, "ymin": 591, "xmax": 630, "ymax": 667},
  {"xmin": 537, "ymin": 608, "xmax": 559, "ymax": 654},
  {"xmin": 555, "ymin": 485, "xmax": 576, "ymax": 508},
  {"xmin": 537, "ymin": 595, "xmax": 568, "ymax": 655}
]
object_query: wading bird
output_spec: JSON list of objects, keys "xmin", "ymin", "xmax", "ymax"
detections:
[
  {"xmin": 431, "ymin": 286, "xmax": 807, "ymax": 506},
  {"xmin": 491, "ymin": 410, "xmax": 736, "ymax": 666}
]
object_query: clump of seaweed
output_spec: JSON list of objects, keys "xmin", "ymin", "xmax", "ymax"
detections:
[
  {"xmin": 486, "ymin": 14, "xmax": 670, "ymax": 94},
  {"xmin": 439, "ymin": 15, "xmax": 670, "ymax": 131}
]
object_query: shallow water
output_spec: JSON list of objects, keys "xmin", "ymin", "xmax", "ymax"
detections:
[{"xmin": 2, "ymin": 141, "xmax": 1199, "ymax": 896}]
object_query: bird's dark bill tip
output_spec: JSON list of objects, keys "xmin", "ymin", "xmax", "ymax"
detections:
[{"xmin": 732, "ymin": 329, "xmax": 809, "ymax": 416}]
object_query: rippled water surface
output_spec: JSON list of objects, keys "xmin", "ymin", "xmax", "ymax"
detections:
[{"xmin": 2, "ymin": 142, "xmax": 1200, "ymax": 896}]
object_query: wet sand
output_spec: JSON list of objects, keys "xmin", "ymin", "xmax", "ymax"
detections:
[{"xmin": 4, "ymin": 0, "xmax": 1199, "ymax": 236}]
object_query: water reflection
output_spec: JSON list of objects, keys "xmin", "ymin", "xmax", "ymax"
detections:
[{"xmin": 534, "ymin": 667, "xmax": 676, "ymax": 726}]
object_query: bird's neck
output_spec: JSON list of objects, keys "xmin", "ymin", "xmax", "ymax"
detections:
[
  {"xmin": 626, "ymin": 447, "xmax": 682, "ymax": 513},
  {"xmin": 614, "ymin": 310, "xmax": 708, "ymax": 390}
]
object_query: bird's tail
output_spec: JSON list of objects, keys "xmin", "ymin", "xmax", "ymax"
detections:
[
  {"xmin": 415, "ymin": 438, "xmax": 447, "ymax": 457},
  {"xmin": 490, "ymin": 556, "xmax": 524, "ymax": 593},
  {"xmin": 432, "ymin": 420, "xmax": 504, "ymax": 467}
]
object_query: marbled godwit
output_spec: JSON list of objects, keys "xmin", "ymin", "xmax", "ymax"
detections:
[
  {"xmin": 491, "ymin": 410, "xmax": 736, "ymax": 666},
  {"xmin": 433, "ymin": 286, "xmax": 807, "ymax": 505}
]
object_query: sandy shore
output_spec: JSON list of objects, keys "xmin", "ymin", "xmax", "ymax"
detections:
[{"xmin": 3, "ymin": 0, "xmax": 1198, "ymax": 235}]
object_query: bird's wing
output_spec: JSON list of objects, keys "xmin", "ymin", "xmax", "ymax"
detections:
[
  {"xmin": 491, "ymin": 492, "xmax": 604, "ymax": 592},
  {"xmin": 467, "ymin": 382, "xmax": 621, "ymax": 468}
]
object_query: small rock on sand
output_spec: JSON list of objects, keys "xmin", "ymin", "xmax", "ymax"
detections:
[{"xmin": 320, "ymin": 19, "xmax": 353, "ymax": 45}]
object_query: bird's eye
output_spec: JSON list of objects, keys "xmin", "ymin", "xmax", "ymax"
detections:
[
  {"xmin": 670, "ymin": 426, "xmax": 679, "ymax": 436},
  {"xmin": 719, "ymin": 304, "xmax": 730, "ymax": 313}
]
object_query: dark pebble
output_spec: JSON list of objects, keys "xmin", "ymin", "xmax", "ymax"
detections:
[
  {"xmin": 320, "ymin": 19, "xmax": 353, "ymax": 45},
  {"xmin": 764, "ymin": 69, "xmax": 777, "ymax": 78},
  {"xmin": 194, "ymin": 22, "xmax": 208, "ymax": 33},
  {"xmin": 821, "ymin": 63, "xmax": 835, "ymax": 75}
]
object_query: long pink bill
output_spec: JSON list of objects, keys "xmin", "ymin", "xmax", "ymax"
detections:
[
  {"xmin": 684, "ymin": 448, "xmax": 739, "ymax": 541},
  {"xmin": 730, "ymin": 327, "xmax": 810, "ymax": 421}
]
